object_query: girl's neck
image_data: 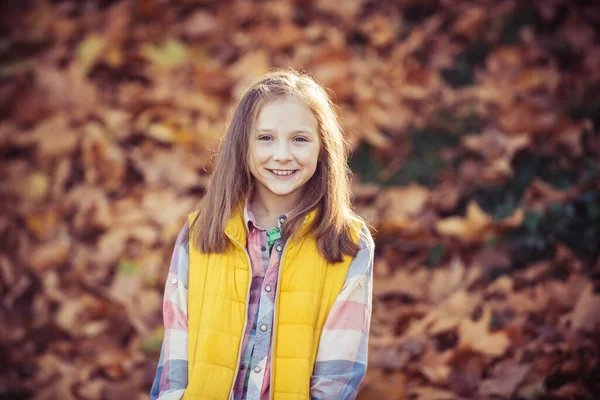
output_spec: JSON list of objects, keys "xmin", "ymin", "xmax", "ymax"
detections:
[{"xmin": 250, "ymin": 189, "xmax": 300, "ymax": 228}]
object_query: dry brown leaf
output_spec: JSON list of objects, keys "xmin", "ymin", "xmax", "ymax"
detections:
[
  {"xmin": 36, "ymin": 63, "xmax": 98, "ymax": 114},
  {"xmin": 565, "ymin": 282, "xmax": 600, "ymax": 333},
  {"xmin": 181, "ymin": 10, "xmax": 219, "ymax": 39},
  {"xmin": 24, "ymin": 208, "xmax": 59, "ymax": 240},
  {"xmin": 310, "ymin": 48, "xmax": 353, "ymax": 100},
  {"xmin": 358, "ymin": 369, "xmax": 405, "ymax": 400},
  {"xmin": 142, "ymin": 190, "xmax": 194, "ymax": 223},
  {"xmin": 436, "ymin": 201, "xmax": 492, "ymax": 241},
  {"xmin": 412, "ymin": 290, "xmax": 481, "ymax": 336},
  {"xmin": 32, "ymin": 114, "xmax": 79, "ymax": 160},
  {"xmin": 429, "ymin": 256, "xmax": 481, "ymax": 303},
  {"xmin": 77, "ymin": 378, "xmax": 106, "ymax": 400},
  {"xmin": 81, "ymin": 122, "xmax": 126, "ymax": 191},
  {"xmin": 419, "ymin": 344, "xmax": 452, "ymax": 384},
  {"xmin": 429, "ymin": 181, "xmax": 461, "ymax": 213},
  {"xmin": 28, "ymin": 236, "xmax": 71, "ymax": 271},
  {"xmin": 448, "ymin": 348, "xmax": 485, "ymax": 397},
  {"xmin": 66, "ymin": 186, "xmax": 113, "ymax": 233},
  {"xmin": 452, "ymin": 7, "xmax": 486, "ymax": 38},
  {"xmin": 257, "ymin": 21, "xmax": 303, "ymax": 50},
  {"xmin": 129, "ymin": 147, "xmax": 201, "ymax": 190},
  {"xmin": 377, "ymin": 184, "xmax": 429, "ymax": 219},
  {"xmin": 479, "ymin": 359, "xmax": 531, "ymax": 398},
  {"xmin": 361, "ymin": 14, "xmax": 400, "ymax": 48},
  {"xmin": 55, "ymin": 297, "xmax": 85, "ymax": 335},
  {"xmin": 508, "ymin": 284, "xmax": 551, "ymax": 314},
  {"xmin": 409, "ymin": 386, "xmax": 456, "ymax": 400},
  {"xmin": 315, "ymin": 0, "xmax": 363, "ymax": 21},
  {"xmin": 230, "ymin": 51, "xmax": 271, "ymax": 98},
  {"xmin": 373, "ymin": 268, "xmax": 429, "ymax": 300},
  {"xmin": 458, "ymin": 307, "xmax": 510, "ymax": 357}
]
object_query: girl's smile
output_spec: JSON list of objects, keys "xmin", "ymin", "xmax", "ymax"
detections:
[{"xmin": 268, "ymin": 169, "xmax": 297, "ymax": 177}]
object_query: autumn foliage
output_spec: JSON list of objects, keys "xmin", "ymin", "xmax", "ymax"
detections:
[{"xmin": 1, "ymin": 0, "xmax": 599, "ymax": 399}]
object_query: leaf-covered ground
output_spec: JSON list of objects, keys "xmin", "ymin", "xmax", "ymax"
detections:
[{"xmin": 1, "ymin": 0, "xmax": 599, "ymax": 399}]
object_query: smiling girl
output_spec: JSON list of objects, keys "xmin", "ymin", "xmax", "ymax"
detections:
[{"xmin": 150, "ymin": 70, "xmax": 374, "ymax": 400}]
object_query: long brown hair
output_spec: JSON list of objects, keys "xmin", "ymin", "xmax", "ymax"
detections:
[{"xmin": 189, "ymin": 69, "xmax": 360, "ymax": 263}]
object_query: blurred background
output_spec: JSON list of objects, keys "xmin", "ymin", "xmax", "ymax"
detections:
[{"xmin": 1, "ymin": 0, "xmax": 599, "ymax": 399}]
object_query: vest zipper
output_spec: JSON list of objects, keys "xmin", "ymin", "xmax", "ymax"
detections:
[
  {"xmin": 226, "ymin": 233, "xmax": 253, "ymax": 400},
  {"xmin": 269, "ymin": 241, "xmax": 289, "ymax": 400}
]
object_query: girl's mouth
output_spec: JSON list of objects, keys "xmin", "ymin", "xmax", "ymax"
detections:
[{"xmin": 268, "ymin": 169, "xmax": 298, "ymax": 177}]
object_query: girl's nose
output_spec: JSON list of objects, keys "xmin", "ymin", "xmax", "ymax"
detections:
[{"xmin": 273, "ymin": 142, "xmax": 292, "ymax": 161}]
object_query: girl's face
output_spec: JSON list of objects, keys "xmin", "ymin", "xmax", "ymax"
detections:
[{"xmin": 249, "ymin": 96, "xmax": 320, "ymax": 204}]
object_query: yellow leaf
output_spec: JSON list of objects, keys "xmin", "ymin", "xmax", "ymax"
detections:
[
  {"xmin": 140, "ymin": 38, "xmax": 188, "ymax": 70},
  {"xmin": 23, "ymin": 172, "xmax": 50, "ymax": 203},
  {"xmin": 24, "ymin": 209, "xmax": 58, "ymax": 240},
  {"xmin": 77, "ymin": 34, "xmax": 106, "ymax": 74},
  {"xmin": 104, "ymin": 46, "xmax": 124, "ymax": 68},
  {"xmin": 436, "ymin": 201, "xmax": 492, "ymax": 242}
]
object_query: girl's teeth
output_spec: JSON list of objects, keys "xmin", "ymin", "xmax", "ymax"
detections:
[{"xmin": 271, "ymin": 170, "xmax": 295, "ymax": 176}]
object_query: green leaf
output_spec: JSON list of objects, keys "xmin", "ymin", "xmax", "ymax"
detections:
[
  {"xmin": 523, "ymin": 211, "xmax": 543, "ymax": 233},
  {"xmin": 141, "ymin": 327, "xmax": 164, "ymax": 354},
  {"xmin": 427, "ymin": 244, "xmax": 445, "ymax": 268},
  {"xmin": 117, "ymin": 259, "xmax": 140, "ymax": 275}
]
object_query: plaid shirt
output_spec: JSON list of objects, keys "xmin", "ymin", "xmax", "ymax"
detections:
[{"xmin": 150, "ymin": 207, "xmax": 374, "ymax": 400}]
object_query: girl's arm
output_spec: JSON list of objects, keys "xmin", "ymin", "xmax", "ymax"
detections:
[
  {"xmin": 310, "ymin": 226, "xmax": 375, "ymax": 400},
  {"xmin": 150, "ymin": 222, "xmax": 190, "ymax": 400}
]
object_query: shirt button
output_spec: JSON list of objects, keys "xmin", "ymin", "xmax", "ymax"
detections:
[
  {"xmin": 261, "ymin": 246, "xmax": 266, "ymax": 251},
  {"xmin": 171, "ymin": 278, "xmax": 177, "ymax": 284},
  {"xmin": 260, "ymin": 324, "xmax": 268, "ymax": 332},
  {"xmin": 275, "ymin": 245, "xmax": 282, "ymax": 252},
  {"xmin": 265, "ymin": 285, "xmax": 272, "ymax": 292},
  {"xmin": 240, "ymin": 365, "xmax": 245, "ymax": 370},
  {"xmin": 254, "ymin": 366, "xmax": 261, "ymax": 373}
]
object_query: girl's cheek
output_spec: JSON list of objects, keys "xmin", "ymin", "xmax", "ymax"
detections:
[{"xmin": 252, "ymin": 147, "xmax": 268, "ymax": 158}]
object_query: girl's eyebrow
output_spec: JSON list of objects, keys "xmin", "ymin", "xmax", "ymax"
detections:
[{"xmin": 256, "ymin": 128, "xmax": 315, "ymax": 135}]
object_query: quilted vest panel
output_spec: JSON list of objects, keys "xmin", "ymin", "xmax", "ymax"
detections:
[{"xmin": 184, "ymin": 211, "xmax": 359, "ymax": 400}]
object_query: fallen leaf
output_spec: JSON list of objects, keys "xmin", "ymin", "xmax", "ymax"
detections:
[
  {"xmin": 140, "ymin": 38, "xmax": 188, "ymax": 70},
  {"xmin": 409, "ymin": 386, "xmax": 456, "ymax": 400},
  {"xmin": 479, "ymin": 360, "xmax": 531, "ymax": 398},
  {"xmin": 28, "ymin": 236, "xmax": 71, "ymax": 271},
  {"xmin": 566, "ymin": 282, "xmax": 600, "ymax": 333},
  {"xmin": 458, "ymin": 307, "xmax": 511, "ymax": 357}
]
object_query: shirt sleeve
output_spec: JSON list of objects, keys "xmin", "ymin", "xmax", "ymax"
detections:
[
  {"xmin": 150, "ymin": 221, "xmax": 190, "ymax": 400},
  {"xmin": 310, "ymin": 225, "xmax": 374, "ymax": 400}
]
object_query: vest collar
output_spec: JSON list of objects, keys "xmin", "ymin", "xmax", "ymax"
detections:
[{"xmin": 224, "ymin": 205, "xmax": 318, "ymax": 244}]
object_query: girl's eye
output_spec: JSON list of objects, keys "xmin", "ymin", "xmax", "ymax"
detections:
[
  {"xmin": 258, "ymin": 135, "xmax": 273, "ymax": 141},
  {"xmin": 293, "ymin": 136, "xmax": 308, "ymax": 142}
]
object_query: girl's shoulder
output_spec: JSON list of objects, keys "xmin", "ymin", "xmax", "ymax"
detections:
[
  {"xmin": 175, "ymin": 219, "xmax": 191, "ymax": 248},
  {"xmin": 346, "ymin": 213, "xmax": 374, "ymax": 250}
]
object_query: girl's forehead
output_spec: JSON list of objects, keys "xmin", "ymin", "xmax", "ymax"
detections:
[{"xmin": 255, "ymin": 96, "xmax": 318, "ymax": 131}]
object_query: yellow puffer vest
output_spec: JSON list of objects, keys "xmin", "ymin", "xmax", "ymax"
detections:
[{"xmin": 183, "ymin": 209, "xmax": 361, "ymax": 400}]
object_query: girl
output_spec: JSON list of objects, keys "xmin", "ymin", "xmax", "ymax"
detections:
[{"xmin": 150, "ymin": 69, "xmax": 374, "ymax": 400}]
